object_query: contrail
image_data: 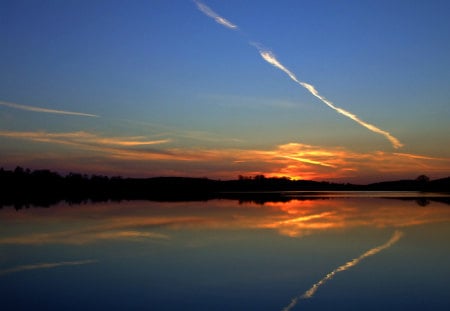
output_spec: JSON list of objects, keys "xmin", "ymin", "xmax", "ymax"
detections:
[
  {"xmin": 193, "ymin": 1, "xmax": 403, "ymax": 149},
  {"xmin": 282, "ymin": 230, "xmax": 403, "ymax": 311},
  {"xmin": 0, "ymin": 259, "xmax": 97, "ymax": 276},
  {"xmin": 256, "ymin": 49, "xmax": 403, "ymax": 149},
  {"xmin": 0, "ymin": 100, "xmax": 98, "ymax": 117},
  {"xmin": 193, "ymin": 0, "xmax": 238, "ymax": 30}
]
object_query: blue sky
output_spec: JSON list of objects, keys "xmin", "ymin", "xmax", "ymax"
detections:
[{"xmin": 1, "ymin": 0, "xmax": 449, "ymax": 182}]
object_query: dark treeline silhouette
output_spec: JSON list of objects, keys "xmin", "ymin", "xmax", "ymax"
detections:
[{"xmin": 0, "ymin": 167, "xmax": 449, "ymax": 209}]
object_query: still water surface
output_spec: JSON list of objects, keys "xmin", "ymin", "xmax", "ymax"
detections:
[{"xmin": 1, "ymin": 193, "xmax": 449, "ymax": 310}]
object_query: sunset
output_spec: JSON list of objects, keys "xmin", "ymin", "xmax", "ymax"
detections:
[
  {"xmin": 1, "ymin": 0, "xmax": 449, "ymax": 182},
  {"xmin": 1, "ymin": 1, "xmax": 449, "ymax": 310}
]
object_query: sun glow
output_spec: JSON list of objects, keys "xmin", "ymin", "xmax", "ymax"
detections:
[{"xmin": 1, "ymin": 129, "xmax": 449, "ymax": 181}]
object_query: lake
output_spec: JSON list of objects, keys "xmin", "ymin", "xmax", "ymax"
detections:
[{"xmin": 1, "ymin": 192, "xmax": 449, "ymax": 310}]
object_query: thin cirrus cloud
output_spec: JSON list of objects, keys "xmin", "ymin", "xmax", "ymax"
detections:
[
  {"xmin": 193, "ymin": 1, "xmax": 403, "ymax": 149},
  {"xmin": 0, "ymin": 130, "xmax": 181, "ymax": 165},
  {"xmin": 282, "ymin": 230, "xmax": 404, "ymax": 311},
  {"xmin": 0, "ymin": 100, "xmax": 98, "ymax": 117},
  {"xmin": 0, "ymin": 130, "xmax": 171, "ymax": 149}
]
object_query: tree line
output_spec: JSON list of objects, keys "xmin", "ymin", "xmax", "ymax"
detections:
[{"xmin": 0, "ymin": 167, "xmax": 448, "ymax": 209}]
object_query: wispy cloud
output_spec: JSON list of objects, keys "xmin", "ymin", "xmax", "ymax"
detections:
[
  {"xmin": 393, "ymin": 152, "xmax": 447, "ymax": 161},
  {"xmin": 0, "ymin": 259, "xmax": 97, "ymax": 276},
  {"xmin": 255, "ymin": 48, "xmax": 403, "ymax": 149},
  {"xmin": 0, "ymin": 100, "xmax": 98, "ymax": 117},
  {"xmin": 0, "ymin": 130, "xmax": 170, "ymax": 146},
  {"xmin": 1, "ymin": 130, "xmax": 448, "ymax": 180},
  {"xmin": 194, "ymin": 0, "xmax": 238, "ymax": 30},
  {"xmin": 193, "ymin": 2, "xmax": 403, "ymax": 149},
  {"xmin": 282, "ymin": 230, "xmax": 403, "ymax": 311}
]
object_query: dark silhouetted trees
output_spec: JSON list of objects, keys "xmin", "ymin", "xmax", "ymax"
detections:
[{"xmin": 0, "ymin": 167, "xmax": 448, "ymax": 209}]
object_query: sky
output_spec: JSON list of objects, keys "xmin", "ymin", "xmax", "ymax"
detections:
[{"xmin": 1, "ymin": 0, "xmax": 449, "ymax": 183}]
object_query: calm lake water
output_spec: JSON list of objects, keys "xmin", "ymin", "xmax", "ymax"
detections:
[{"xmin": 1, "ymin": 192, "xmax": 449, "ymax": 310}]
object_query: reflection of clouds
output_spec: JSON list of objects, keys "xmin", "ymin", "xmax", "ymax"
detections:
[
  {"xmin": 282, "ymin": 231, "xmax": 403, "ymax": 311},
  {"xmin": 262, "ymin": 199, "xmax": 450, "ymax": 237},
  {"xmin": 0, "ymin": 215, "xmax": 176, "ymax": 245},
  {"xmin": 0, "ymin": 259, "xmax": 97, "ymax": 276},
  {"xmin": 0, "ymin": 199, "xmax": 449, "ymax": 246},
  {"xmin": 267, "ymin": 211, "xmax": 337, "ymax": 238},
  {"xmin": 304, "ymin": 231, "xmax": 403, "ymax": 299},
  {"xmin": 0, "ymin": 230, "xmax": 169, "ymax": 245}
]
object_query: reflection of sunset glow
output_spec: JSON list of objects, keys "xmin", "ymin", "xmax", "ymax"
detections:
[
  {"xmin": 262, "ymin": 198, "xmax": 450, "ymax": 237},
  {"xmin": 1, "ymin": 198, "xmax": 449, "ymax": 246},
  {"xmin": 0, "ymin": 260, "xmax": 97, "ymax": 276}
]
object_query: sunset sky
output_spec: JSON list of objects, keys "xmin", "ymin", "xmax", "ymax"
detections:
[{"xmin": 1, "ymin": 0, "xmax": 449, "ymax": 183}]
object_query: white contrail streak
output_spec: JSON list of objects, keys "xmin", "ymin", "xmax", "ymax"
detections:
[
  {"xmin": 193, "ymin": 0, "xmax": 238, "ymax": 30},
  {"xmin": 193, "ymin": 1, "xmax": 403, "ymax": 149},
  {"xmin": 282, "ymin": 230, "xmax": 403, "ymax": 311},
  {"xmin": 0, "ymin": 259, "xmax": 97, "ymax": 276},
  {"xmin": 0, "ymin": 100, "xmax": 98, "ymax": 117},
  {"xmin": 257, "ymin": 49, "xmax": 403, "ymax": 149}
]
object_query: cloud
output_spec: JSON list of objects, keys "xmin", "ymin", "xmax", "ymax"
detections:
[
  {"xmin": 0, "ymin": 259, "xmax": 97, "ymax": 276},
  {"xmin": 194, "ymin": 0, "xmax": 238, "ymax": 29},
  {"xmin": 256, "ymin": 48, "xmax": 403, "ymax": 149},
  {"xmin": 282, "ymin": 231, "xmax": 403, "ymax": 311},
  {"xmin": 1, "ymin": 130, "xmax": 449, "ymax": 181},
  {"xmin": 0, "ymin": 130, "xmax": 175, "ymax": 160},
  {"xmin": 0, "ymin": 100, "xmax": 98, "ymax": 117},
  {"xmin": 0, "ymin": 130, "xmax": 170, "ymax": 147},
  {"xmin": 193, "ymin": 2, "xmax": 403, "ymax": 149}
]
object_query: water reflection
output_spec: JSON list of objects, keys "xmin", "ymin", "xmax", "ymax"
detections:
[
  {"xmin": 0, "ymin": 194, "xmax": 449, "ymax": 310},
  {"xmin": 0, "ymin": 260, "xmax": 97, "ymax": 276},
  {"xmin": 1, "ymin": 196, "xmax": 449, "ymax": 246},
  {"xmin": 283, "ymin": 230, "xmax": 403, "ymax": 311}
]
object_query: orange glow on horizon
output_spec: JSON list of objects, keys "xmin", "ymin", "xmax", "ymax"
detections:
[{"xmin": 0, "ymin": 130, "xmax": 449, "ymax": 182}]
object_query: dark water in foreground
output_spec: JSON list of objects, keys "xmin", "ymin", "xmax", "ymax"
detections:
[{"xmin": 1, "ymin": 192, "xmax": 449, "ymax": 310}]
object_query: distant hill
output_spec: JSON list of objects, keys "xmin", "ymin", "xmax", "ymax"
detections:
[
  {"xmin": 367, "ymin": 176, "xmax": 450, "ymax": 192},
  {"xmin": 428, "ymin": 177, "xmax": 450, "ymax": 192}
]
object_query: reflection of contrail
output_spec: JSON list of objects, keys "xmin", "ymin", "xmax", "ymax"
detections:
[
  {"xmin": 282, "ymin": 230, "xmax": 403, "ymax": 311},
  {"xmin": 193, "ymin": 0, "xmax": 237, "ymax": 29},
  {"xmin": 0, "ymin": 259, "xmax": 97, "ymax": 276},
  {"xmin": 193, "ymin": 1, "xmax": 403, "ymax": 149},
  {"xmin": 0, "ymin": 100, "xmax": 98, "ymax": 117},
  {"xmin": 256, "ymin": 49, "xmax": 403, "ymax": 149}
]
